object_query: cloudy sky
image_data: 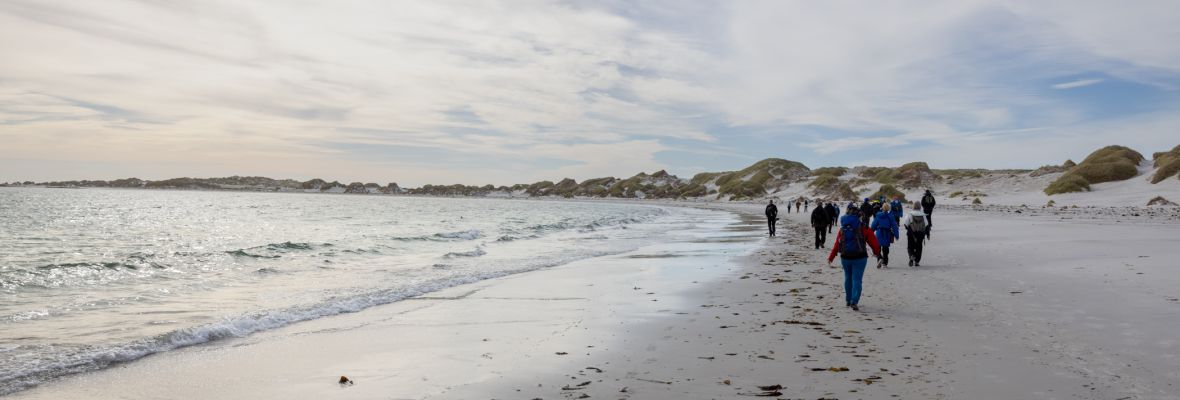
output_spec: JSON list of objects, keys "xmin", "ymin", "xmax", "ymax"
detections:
[{"xmin": 2, "ymin": 0, "xmax": 1179, "ymax": 185}]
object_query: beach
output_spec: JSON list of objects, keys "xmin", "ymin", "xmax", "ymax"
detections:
[{"xmin": 9, "ymin": 203, "xmax": 1180, "ymax": 399}]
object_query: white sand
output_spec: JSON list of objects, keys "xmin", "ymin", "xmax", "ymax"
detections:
[{"xmin": 11, "ymin": 204, "xmax": 1180, "ymax": 399}]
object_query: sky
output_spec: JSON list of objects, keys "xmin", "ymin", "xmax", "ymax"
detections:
[{"xmin": 2, "ymin": 0, "xmax": 1179, "ymax": 186}]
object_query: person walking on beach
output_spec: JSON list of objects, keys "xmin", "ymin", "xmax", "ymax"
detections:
[
  {"xmin": 859, "ymin": 198, "xmax": 873, "ymax": 226},
  {"xmin": 890, "ymin": 197, "xmax": 904, "ymax": 224},
  {"xmin": 825, "ymin": 202, "xmax": 839, "ymax": 233},
  {"xmin": 828, "ymin": 205, "xmax": 881, "ymax": 311},
  {"xmin": 804, "ymin": 198, "xmax": 810, "ymax": 212},
  {"xmin": 871, "ymin": 203, "xmax": 899, "ymax": 268},
  {"xmin": 795, "ymin": 199, "xmax": 802, "ymax": 214},
  {"xmin": 921, "ymin": 190, "xmax": 936, "ymax": 239},
  {"xmin": 901, "ymin": 201, "xmax": 928, "ymax": 267},
  {"xmin": 810, "ymin": 203, "xmax": 829, "ymax": 249},
  {"xmin": 765, "ymin": 199, "xmax": 778, "ymax": 237}
]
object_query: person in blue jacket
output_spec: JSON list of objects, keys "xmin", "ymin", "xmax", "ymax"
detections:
[
  {"xmin": 828, "ymin": 205, "xmax": 882, "ymax": 311},
  {"xmin": 889, "ymin": 197, "xmax": 904, "ymax": 224},
  {"xmin": 871, "ymin": 202, "xmax": 899, "ymax": 268}
]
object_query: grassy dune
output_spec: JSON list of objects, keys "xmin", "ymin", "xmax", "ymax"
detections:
[
  {"xmin": 1151, "ymin": 145, "xmax": 1180, "ymax": 184},
  {"xmin": 1045, "ymin": 145, "xmax": 1144, "ymax": 195}
]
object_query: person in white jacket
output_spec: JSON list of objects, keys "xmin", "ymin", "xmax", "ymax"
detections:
[{"xmin": 900, "ymin": 201, "xmax": 929, "ymax": 266}]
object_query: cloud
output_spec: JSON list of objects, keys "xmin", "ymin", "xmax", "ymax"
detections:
[
  {"xmin": 1052, "ymin": 79, "xmax": 1104, "ymax": 89},
  {"xmin": 1, "ymin": 0, "xmax": 1179, "ymax": 183}
]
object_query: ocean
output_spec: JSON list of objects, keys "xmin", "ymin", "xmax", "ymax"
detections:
[{"xmin": 0, "ymin": 188, "xmax": 741, "ymax": 395}]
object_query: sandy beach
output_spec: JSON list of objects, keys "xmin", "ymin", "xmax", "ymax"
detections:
[{"xmin": 10, "ymin": 203, "xmax": 1180, "ymax": 399}]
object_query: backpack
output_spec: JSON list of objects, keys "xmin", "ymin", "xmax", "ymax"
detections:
[
  {"xmin": 908, "ymin": 214, "xmax": 927, "ymax": 233},
  {"xmin": 922, "ymin": 194, "xmax": 936, "ymax": 208},
  {"xmin": 840, "ymin": 221, "xmax": 867, "ymax": 258}
]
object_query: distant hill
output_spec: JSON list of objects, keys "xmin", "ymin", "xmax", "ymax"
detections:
[
  {"xmin": 11, "ymin": 176, "xmax": 403, "ymax": 194},
  {"xmin": 5, "ymin": 145, "xmax": 1179, "ymax": 207}
]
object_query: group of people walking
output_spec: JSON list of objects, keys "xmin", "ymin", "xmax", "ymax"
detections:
[
  {"xmin": 774, "ymin": 197, "xmax": 815, "ymax": 214},
  {"xmin": 765, "ymin": 190, "xmax": 938, "ymax": 311}
]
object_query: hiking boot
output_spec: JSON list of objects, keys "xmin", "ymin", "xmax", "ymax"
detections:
[
  {"xmin": 851, "ymin": 304, "xmax": 859, "ymax": 311},
  {"xmin": 876, "ymin": 259, "xmax": 883, "ymax": 269}
]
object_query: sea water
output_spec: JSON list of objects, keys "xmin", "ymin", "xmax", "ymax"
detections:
[{"xmin": 0, "ymin": 187, "xmax": 742, "ymax": 394}]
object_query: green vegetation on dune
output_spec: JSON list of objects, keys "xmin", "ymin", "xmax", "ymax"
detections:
[
  {"xmin": 892, "ymin": 162, "xmax": 940, "ymax": 188},
  {"xmin": 1045, "ymin": 145, "xmax": 1145, "ymax": 195},
  {"xmin": 577, "ymin": 177, "xmax": 617, "ymax": 197},
  {"xmin": 710, "ymin": 158, "xmax": 810, "ymax": 200},
  {"xmin": 808, "ymin": 175, "xmax": 839, "ymax": 190},
  {"xmin": 1074, "ymin": 146, "xmax": 1144, "ymax": 182},
  {"xmin": 1030, "ymin": 160, "xmax": 1076, "ymax": 177},
  {"xmin": 854, "ymin": 163, "xmax": 940, "ymax": 188},
  {"xmin": 935, "ymin": 168, "xmax": 1033, "ymax": 180},
  {"xmin": 807, "ymin": 175, "xmax": 856, "ymax": 200},
  {"xmin": 870, "ymin": 184, "xmax": 907, "ymax": 202},
  {"xmin": 525, "ymin": 180, "xmax": 555, "ymax": 196},
  {"xmin": 1151, "ymin": 145, "xmax": 1180, "ymax": 184},
  {"xmin": 858, "ymin": 167, "xmax": 892, "ymax": 181},
  {"xmin": 674, "ymin": 172, "xmax": 721, "ymax": 198},
  {"xmin": 1044, "ymin": 174, "xmax": 1091, "ymax": 194}
]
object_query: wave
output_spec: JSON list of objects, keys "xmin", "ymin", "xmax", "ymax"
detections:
[
  {"xmin": 224, "ymin": 250, "xmax": 280, "ymax": 259},
  {"xmin": 1, "ymin": 261, "xmax": 164, "ymax": 291},
  {"xmin": 443, "ymin": 247, "xmax": 486, "ymax": 258},
  {"xmin": 391, "ymin": 229, "xmax": 482, "ymax": 242},
  {"xmin": 265, "ymin": 241, "xmax": 325, "ymax": 251},
  {"xmin": 35, "ymin": 262, "xmax": 142, "ymax": 271},
  {"xmin": 225, "ymin": 241, "xmax": 329, "ymax": 258},
  {"xmin": 495, "ymin": 234, "xmax": 539, "ymax": 242},
  {"xmin": 0, "ymin": 264, "xmax": 596, "ymax": 395}
]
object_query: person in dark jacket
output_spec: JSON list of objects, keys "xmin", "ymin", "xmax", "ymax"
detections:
[
  {"xmin": 828, "ymin": 205, "xmax": 882, "ymax": 311},
  {"xmin": 871, "ymin": 203, "xmax": 899, "ymax": 268},
  {"xmin": 825, "ymin": 202, "xmax": 839, "ymax": 233},
  {"xmin": 764, "ymin": 199, "xmax": 778, "ymax": 237},
  {"xmin": 921, "ymin": 190, "xmax": 936, "ymax": 239},
  {"xmin": 859, "ymin": 198, "xmax": 873, "ymax": 226},
  {"xmin": 810, "ymin": 204, "xmax": 830, "ymax": 249},
  {"xmin": 889, "ymin": 197, "xmax": 904, "ymax": 224}
]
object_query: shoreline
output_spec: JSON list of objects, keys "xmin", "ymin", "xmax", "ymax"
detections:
[{"xmin": 9, "ymin": 202, "xmax": 764, "ymax": 399}]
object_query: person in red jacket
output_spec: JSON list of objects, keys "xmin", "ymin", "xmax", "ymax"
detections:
[{"xmin": 828, "ymin": 205, "xmax": 882, "ymax": 311}]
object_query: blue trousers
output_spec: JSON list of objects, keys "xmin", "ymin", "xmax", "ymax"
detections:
[{"xmin": 841, "ymin": 257, "xmax": 868, "ymax": 305}]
